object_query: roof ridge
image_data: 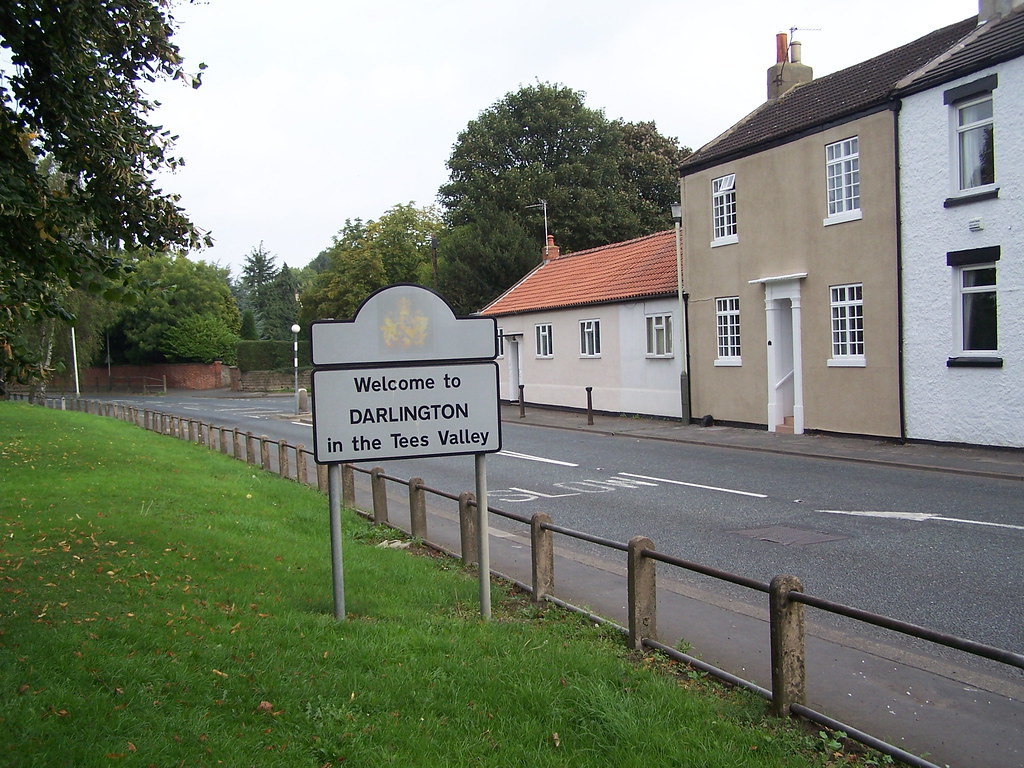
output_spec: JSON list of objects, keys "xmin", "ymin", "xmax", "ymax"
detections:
[
  {"xmin": 681, "ymin": 14, "xmax": 979, "ymax": 172},
  {"xmin": 552, "ymin": 229, "xmax": 674, "ymax": 260}
]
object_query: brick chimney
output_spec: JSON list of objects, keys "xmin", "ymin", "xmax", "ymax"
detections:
[
  {"xmin": 542, "ymin": 234, "xmax": 560, "ymax": 262},
  {"xmin": 767, "ymin": 32, "xmax": 813, "ymax": 100}
]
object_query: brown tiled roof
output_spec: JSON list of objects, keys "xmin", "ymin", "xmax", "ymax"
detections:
[
  {"xmin": 897, "ymin": 7, "xmax": 1024, "ymax": 95},
  {"xmin": 680, "ymin": 16, "xmax": 978, "ymax": 174},
  {"xmin": 479, "ymin": 230, "xmax": 679, "ymax": 316}
]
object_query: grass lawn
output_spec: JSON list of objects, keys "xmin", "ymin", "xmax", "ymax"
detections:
[{"xmin": 0, "ymin": 402, "xmax": 878, "ymax": 767}]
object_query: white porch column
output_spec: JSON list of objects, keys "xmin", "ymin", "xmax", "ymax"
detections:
[{"xmin": 790, "ymin": 293, "xmax": 805, "ymax": 435}]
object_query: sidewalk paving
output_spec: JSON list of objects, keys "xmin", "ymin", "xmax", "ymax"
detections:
[{"xmin": 498, "ymin": 402, "xmax": 1024, "ymax": 482}]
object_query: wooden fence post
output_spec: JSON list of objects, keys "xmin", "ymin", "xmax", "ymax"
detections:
[
  {"xmin": 627, "ymin": 536, "xmax": 657, "ymax": 651},
  {"xmin": 260, "ymin": 436, "xmax": 270, "ymax": 470},
  {"xmin": 769, "ymin": 574, "xmax": 806, "ymax": 717},
  {"xmin": 408, "ymin": 477, "xmax": 427, "ymax": 540},
  {"xmin": 370, "ymin": 468, "xmax": 388, "ymax": 524},
  {"xmin": 341, "ymin": 464, "xmax": 355, "ymax": 506},
  {"xmin": 279, "ymin": 442, "xmax": 289, "ymax": 478},
  {"xmin": 317, "ymin": 464, "xmax": 328, "ymax": 494},
  {"xmin": 296, "ymin": 445, "xmax": 307, "ymax": 485},
  {"xmin": 245, "ymin": 432, "xmax": 256, "ymax": 465},
  {"xmin": 233, "ymin": 428, "xmax": 242, "ymax": 460},
  {"xmin": 531, "ymin": 512, "xmax": 554, "ymax": 604},
  {"xmin": 458, "ymin": 491, "xmax": 478, "ymax": 566}
]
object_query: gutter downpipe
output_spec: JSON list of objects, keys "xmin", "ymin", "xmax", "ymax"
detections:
[
  {"xmin": 674, "ymin": 180, "xmax": 692, "ymax": 423},
  {"xmin": 891, "ymin": 98, "xmax": 908, "ymax": 444}
]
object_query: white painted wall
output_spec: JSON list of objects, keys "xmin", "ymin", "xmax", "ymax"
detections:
[
  {"xmin": 492, "ymin": 297, "xmax": 683, "ymax": 417},
  {"xmin": 899, "ymin": 57, "xmax": 1024, "ymax": 447}
]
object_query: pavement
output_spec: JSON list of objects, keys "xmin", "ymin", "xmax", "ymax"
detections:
[{"xmin": 496, "ymin": 401, "xmax": 1024, "ymax": 482}]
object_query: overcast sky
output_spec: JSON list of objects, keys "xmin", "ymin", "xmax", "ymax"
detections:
[{"xmin": 150, "ymin": 0, "xmax": 979, "ymax": 277}]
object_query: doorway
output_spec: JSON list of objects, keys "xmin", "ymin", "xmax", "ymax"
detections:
[{"xmin": 754, "ymin": 275, "xmax": 806, "ymax": 434}]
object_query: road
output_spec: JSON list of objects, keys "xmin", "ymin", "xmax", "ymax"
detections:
[{"xmin": 90, "ymin": 391, "xmax": 1023, "ymax": 662}]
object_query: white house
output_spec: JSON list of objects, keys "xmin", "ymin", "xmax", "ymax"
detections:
[
  {"xmin": 478, "ymin": 231, "xmax": 687, "ymax": 418},
  {"xmin": 897, "ymin": 1, "xmax": 1024, "ymax": 448}
]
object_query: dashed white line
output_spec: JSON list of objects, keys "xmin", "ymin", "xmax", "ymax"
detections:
[
  {"xmin": 498, "ymin": 450, "xmax": 579, "ymax": 467},
  {"xmin": 618, "ymin": 472, "xmax": 768, "ymax": 498}
]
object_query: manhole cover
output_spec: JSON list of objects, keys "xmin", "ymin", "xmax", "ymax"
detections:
[{"xmin": 730, "ymin": 525, "xmax": 848, "ymax": 546}]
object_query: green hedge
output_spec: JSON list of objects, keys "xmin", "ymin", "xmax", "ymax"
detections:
[{"xmin": 236, "ymin": 340, "xmax": 311, "ymax": 373}]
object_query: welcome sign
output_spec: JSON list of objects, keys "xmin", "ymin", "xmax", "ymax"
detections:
[{"xmin": 310, "ymin": 285, "xmax": 501, "ymax": 464}]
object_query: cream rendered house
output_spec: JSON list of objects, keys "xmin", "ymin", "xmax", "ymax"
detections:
[{"xmin": 679, "ymin": 20, "xmax": 977, "ymax": 437}]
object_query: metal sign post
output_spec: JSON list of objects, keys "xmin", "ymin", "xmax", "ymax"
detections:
[
  {"xmin": 327, "ymin": 464, "xmax": 345, "ymax": 620},
  {"xmin": 475, "ymin": 453, "xmax": 490, "ymax": 620},
  {"xmin": 310, "ymin": 284, "xmax": 502, "ymax": 621}
]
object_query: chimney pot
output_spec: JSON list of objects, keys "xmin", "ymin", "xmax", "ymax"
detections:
[
  {"xmin": 776, "ymin": 32, "xmax": 788, "ymax": 64},
  {"xmin": 542, "ymin": 234, "xmax": 560, "ymax": 263}
]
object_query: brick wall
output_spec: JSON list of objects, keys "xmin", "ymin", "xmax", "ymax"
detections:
[{"xmin": 50, "ymin": 362, "xmax": 231, "ymax": 393}]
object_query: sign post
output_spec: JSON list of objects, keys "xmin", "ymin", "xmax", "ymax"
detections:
[{"xmin": 310, "ymin": 284, "xmax": 502, "ymax": 620}]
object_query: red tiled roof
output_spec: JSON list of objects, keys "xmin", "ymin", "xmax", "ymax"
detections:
[{"xmin": 479, "ymin": 230, "xmax": 679, "ymax": 316}]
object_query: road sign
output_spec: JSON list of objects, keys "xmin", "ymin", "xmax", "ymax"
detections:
[
  {"xmin": 311, "ymin": 283, "xmax": 496, "ymax": 366},
  {"xmin": 310, "ymin": 284, "xmax": 502, "ymax": 464},
  {"xmin": 312, "ymin": 362, "xmax": 500, "ymax": 463}
]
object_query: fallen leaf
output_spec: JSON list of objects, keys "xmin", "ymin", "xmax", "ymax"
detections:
[
  {"xmin": 211, "ymin": 669, "xmax": 228, "ymax": 678},
  {"xmin": 127, "ymin": 742, "xmax": 137, "ymax": 753},
  {"xmin": 552, "ymin": 732, "xmax": 561, "ymax": 748}
]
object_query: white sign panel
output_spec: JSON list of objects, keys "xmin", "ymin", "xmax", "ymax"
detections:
[
  {"xmin": 311, "ymin": 284, "xmax": 497, "ymax": 366},
  {"xmin": 312, "ymin": 362, "xmax": 501, "ymax": 463}
]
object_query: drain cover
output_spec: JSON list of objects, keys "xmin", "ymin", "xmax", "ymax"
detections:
[{"xmin": 730, "ymin": 525, "xmax": 848, "ymax": 546}]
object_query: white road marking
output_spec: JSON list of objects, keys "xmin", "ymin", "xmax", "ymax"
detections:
[
  {"xmin": 498, "ymin": 450, "xmax": 578, "ymax": 467},
  {"xmin": 618, "ymin": 472, "xmax": 768, "ymax": 498},
  {"xmin": 292, "ymin": 422, "xmax": 313, "ymax": 428},
  {"xmin": 820, "ymin": 509, "xmax": 1024, "ymax": 531}
]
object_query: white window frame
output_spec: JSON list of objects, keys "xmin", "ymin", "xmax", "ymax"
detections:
[
  {"xmin": 645, "ymin": 314, "xmax": 673, "ymax": 357},
  {"xmin": 824, "ymin": 137, "xmax": 862, "ymax": 226},
  {"xmin": 535, "ymin": 323, "xmax": 553, "ymax": 358},
  {"xmin": 714, "ymin": 297, "xmax": 741, "ymax": 366},
  {"xmin": 954, "ymin": 264, "xmax": 998, "ymax": 355},
  {"xmin": 579, "ymin": 319, "xmax": 601, "ymax": 358},
  {"xmin": 496, "ymin": 327, "xmax": 505, "ymax": 358},
  {"xmin": 711, "ymin": 173, "xmax": 738, "ymax": 246},
  {"xmin": 954, "ymin": 94, "xmax": 995, "ymax": 193},
  {"xmin": 828, "ymin": 283, "xmax": 866, "ymax": 367}
]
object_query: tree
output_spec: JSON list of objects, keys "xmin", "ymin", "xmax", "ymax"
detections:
[
  {"xmin": 365, "ymin": 203, "xmax": 442, "ymax": 286},
  {"xmin": 0, "ymin": 0, "xmax": 208, "ymax": 393},
  {"xmin": 435, "ymin": 214, "xmax": 539, "ymax": 315},
  {"xmin": 163, "ymin": 314, "xmax": 239, "ymax": 365},
  {"xmin": 112, "ymin": 253, "xmax": 239, "ymax": 364},
  {"xmin": 239, "ymin": 242, "xmax": 279, "ymax": 338},
  {"xmin": 300, "ymin": 246, "xmax": 386, "ymax": 325},
  {"xmin": 260, "ymin": 265, "xmax": 300, "ymax": 340},
  {"xmin": 298, "ymin": 207, "xmax": 440, "ymax": 322},
  {"xmin": 239, "ymin": 310, "xmax": 259, "ymax": 341},
  {"xmin": 436, "ymin": 83, "xmax": 689, "ymax": 311}
]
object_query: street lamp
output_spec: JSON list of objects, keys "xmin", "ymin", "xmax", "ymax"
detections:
[
  {"xmin": 671, "ymin": 202, "xmax": 691, "ymax": 423},
  {"xmin": 291, "ymin": 323, "xmax": 301, "ymax": 414}
]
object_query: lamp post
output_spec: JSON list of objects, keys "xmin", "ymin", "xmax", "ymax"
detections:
[
  {"xmin": 291, "ymin": 323, "xmax": 300, "ymax": 414},
  {"xmin": 671, "ymin": 202, "xmax": 691, "ymax": 423}
]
